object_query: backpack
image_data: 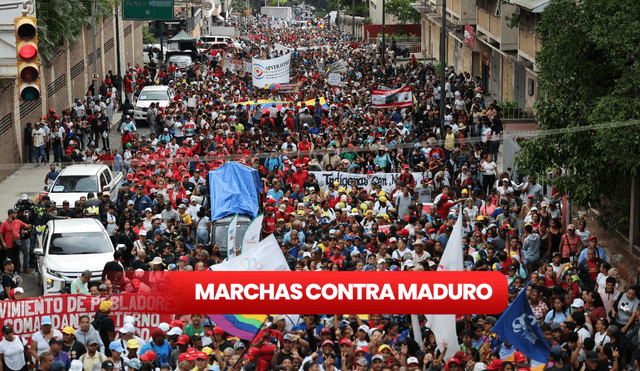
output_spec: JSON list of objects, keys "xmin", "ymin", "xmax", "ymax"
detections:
[{"xmin": 92, "ymin": 312, "xmax": 105, "ymax": 331}]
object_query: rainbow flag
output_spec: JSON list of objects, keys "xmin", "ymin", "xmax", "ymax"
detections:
[{"xmin": 209, "ymin": 315, "xmax": 267, "ymax": 341}]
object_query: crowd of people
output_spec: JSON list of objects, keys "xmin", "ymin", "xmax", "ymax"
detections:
[{"xmin": 3, "ymin": 11, "xmax": 640, "ymax": 371}]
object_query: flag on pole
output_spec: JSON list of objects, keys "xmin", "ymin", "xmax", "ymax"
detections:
[
  {"xmin": 491, "ymin": 282, "xmax": 551, "ymax": 364},
  {"xmin": 425, "ymin": 208, "xmax": 463, "ymax": 360},
  {"xmin": 227, "ymin": 214, "xmax": 239, "ymax": 260},
  {"xmin": 241, "ymin": 214, "xmax": 264, "ymax": 254},
  {"xmin": 208, "ymin": 315, "xmax": 267, "ymax": 341}
]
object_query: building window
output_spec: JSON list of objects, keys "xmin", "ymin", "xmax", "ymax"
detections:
[
  {"xmin": 528, "ymin": 78, "xmax": 535, "ymax": 96},
  {"xmin": 370, "ymin": 0, "xmax": 376, "ymax": 9}
]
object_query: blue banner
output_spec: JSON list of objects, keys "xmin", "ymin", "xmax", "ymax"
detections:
[{"xmin": 492, "ymin": 283, "xmax": 551, "ymax": 364}]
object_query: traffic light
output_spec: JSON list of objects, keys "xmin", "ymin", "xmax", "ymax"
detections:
[{"xmin": 15, "ymin": 16, "xmax": 40, "ymax": 101}]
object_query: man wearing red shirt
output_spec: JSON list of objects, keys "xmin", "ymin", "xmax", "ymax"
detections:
[
  {"xmin": 262, "ymin": 207, "xmax": 276, "ymax": 238},
  {"xmin": 0, "ymin": 209, "xmax": 30, "ymax": 271},
  {"xmin": 245, "ymin": 347, "xmax": 269, "ymax": 371},
  {"xmin": 290, "ymin": 167, "xmax": 308, "ymax": 190}
]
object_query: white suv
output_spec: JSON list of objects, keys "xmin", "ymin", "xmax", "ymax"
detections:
[
  {"xmin": 133, "ymin": 85, "xmax": 175, "ymax": 125},
  {"xmin": 34, "ymin": 219, "xmax": 115, "ymax": 295}
]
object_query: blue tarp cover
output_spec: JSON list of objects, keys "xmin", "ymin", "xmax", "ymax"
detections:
[{"xmin": 208, "ymin": 162, "xmax": 263, "ymax": 220}]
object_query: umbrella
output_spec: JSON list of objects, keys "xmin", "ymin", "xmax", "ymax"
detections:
[{"xmin": 267, "ymin": 83, "xmax": 282, "ymax": 90}]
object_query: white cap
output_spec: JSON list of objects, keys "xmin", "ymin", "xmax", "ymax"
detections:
[
  {"xmin": 358, "ymin": 325, "xmax": 370, "ymax": 333},
  {"xmin": 139, "ymin": 230, "xmax": 147, "ymax": 236},
  {"xmin": 158, "ymin": 322, "xmax": 170, "ymax": 332},
  {"xmin": 119, "ymin": 323, "xmax": 135, "ymax": 334},
  {"xmin": 502, "ymin": 178, "xmax": 509, "ymax": 182},
  {"xmin": 572, "ymin": 299, "xmax": 585, "ymax": 308},
  {"xmin": 70, "ymin": 360, "xmax": 83, "ymax": 371},
  {"xmin": 21, "ymin": 194, "xmax": 28, "ymax": 200},
  {"xmin": 404, "ymin": 261, "xmax": 415, "ymax": 268},
  {"xmin": 167, "ymin": 327, "xmax": 183, "ymax": 336},
  {"xmin": 377, "ymin": 258, "xmax": 386, "ymax": 264},
  {"xmin": 473, "ymin": 363, "xmax": 487, "ymax": 371},
  {"xmin": 123, "ymin": 316, "xmax": 136, "ymax": 325},
  {"xmin": 407, "ymin": 357, "xmax": 419, "ymax": 365},
  {"xmin": 351, "ymin": 250, "xmax": 361, "ymax": 257},
  {"xmin": 302, "ymin": 252, "xmax": 312, "ymax": 258}
]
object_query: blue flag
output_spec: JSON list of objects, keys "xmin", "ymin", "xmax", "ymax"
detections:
[{"xmin": 492, "ymin": 283, "xmax": 551, "ymax": 364}]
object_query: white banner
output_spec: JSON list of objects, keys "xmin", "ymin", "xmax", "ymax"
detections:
[
  {"xmin": 211, "ymin": 234, "xmax": 291, "ymax": 272},
  {"xmin": 241, "ymin": 214, "xmax": 264, "ymax": 254},
  {"xmin": 328, "ymin": 73, "xmax": 341, "ymax": 86},
  {"xmin": 310, "ymin": 171, "xmax": 424, "ymax": 195},
  {"xmin": 252, "ymin": 53, "xmax": 291, "ymax": 86},
  {"xmin": 227, "ymin": 214, "xmax": 238, "ymax": 259}
]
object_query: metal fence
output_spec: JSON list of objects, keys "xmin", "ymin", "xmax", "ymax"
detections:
[{"xmin": 500, "ymin": 105, "xmax": 536, "ymax": 120}]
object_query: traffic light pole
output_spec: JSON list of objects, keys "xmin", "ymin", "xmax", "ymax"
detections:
[{"xmin": 91, "ymin": 0, "xmax": 98, "ymax": 101}]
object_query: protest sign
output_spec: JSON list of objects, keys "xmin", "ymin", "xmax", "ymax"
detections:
[
  {"xmin": 0, "ymin": 295, "xmax": 173, "ymax": 342},
  {"xmin": 310, "ymin": 171, "xmax": 424, "ymax": 195},
  {"xmin": 252, "ymin": 53, "xmax": 291, "ymax": 86},
  {"xmin": 372, "ymin": 87, "xmax": 414, "ymax": 108}
]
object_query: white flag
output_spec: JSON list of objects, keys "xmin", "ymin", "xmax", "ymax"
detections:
[
  {"xmin": 241, "ymin": 214, "xmax": 264, "ymax": 254},
  {"xmin": 425, "ymin": 208, "xmax": 463, "ymax": 360},
  {"xmin": 211, "ymin": 234, "xmax": 290, "ymax": 272},
  {"xmin": 227, "ymin": 214, "xmax": 239, "ymax": 260}
]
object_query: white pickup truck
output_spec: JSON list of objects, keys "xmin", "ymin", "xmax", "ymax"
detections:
[{"xmin": 43, "ymin": 164, "xmax": 123, "ymax": 207}]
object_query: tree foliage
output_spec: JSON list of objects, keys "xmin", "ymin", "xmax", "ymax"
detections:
[
  {"xmin": 514, "ymin": 0, "xmax": 640, "ymax": 208},
  {"xmin": 36, "ymin": 0, "xmax": 114, "ymax": 63},
  {"xmin": 384, "ymin": 0, "xmax": 420, "ymax": 24}
]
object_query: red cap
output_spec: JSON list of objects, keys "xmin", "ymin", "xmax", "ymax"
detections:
[
  {"xmin": 178, "ymin": 353, "xmax": 196, "ymax": 362},
  {"xmin": 186, "ymin": 348, "xmax": 198, "ymax": 354},
  {"xmin": 245, "ymin": 347, "xmax": 260, "ymax": 360},
  {"xmin": 150, "ymin": 328, "xmax": 166, "ymax": 338},
  {"xmin": 339, "ymin": 339, "xmax": 352, "ymax": 346},
  {"xmin": 321, "ymin": 340, "xmax": 334, "ymax": 347},
  {"xmin": 514, "ymin": 352, "xmax": 527, "ymax": 363},
  {"xmin": 127, "ymin": 174, "xmax": 133, "ymax": 181},
  {"xmin": 142, "ymin": 351, "xmax": 157, "ymax": 361},
  {"xmin": 170, "ymin": 320, "xmax": 184, "ymax": 329},
  {"xmin": 176, "ymin": 334, "xmax": 190, "ymax": 345},
  {"xmin": 355, "ymin": 347, "xmax": 368, "ymax": 353},
  {"xmin": 196, "ymin": 352, "xmax": 208, "ymax": 360},
  {"xmin": 179, "ymin": 256, "xmax": 189, "ymax": 262},
  {"xmin": 403, "ymin": 164, "xmax": 409, "ymax": 169},
  {"xmin": 213, "ymin": 327, "xmax": 225, "ymax": 335},
  {"xmin": 321, "ymin": 328, "xmax": 332, "ymax": 334},
  {"xmin": 486, "ymin": 359, "xmax": 504, "ymax": 370},
  {"xmin": 398, "ymin": 228, "xmax": 410, "ymax": 236},
  {"xmin": 454, "ymin": 351, "xmax": 470, "ymax": 362}
]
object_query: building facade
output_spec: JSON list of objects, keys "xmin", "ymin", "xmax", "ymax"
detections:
[{"xmin": 414, "ymin": 0, "xmax": 544, "ymax": 115}]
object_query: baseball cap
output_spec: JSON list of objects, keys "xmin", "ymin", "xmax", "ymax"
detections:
[
  {"xmin": 62, "ymin": 326, "xmax": 75, "ymax": 335},
  {"xmin": 245, "ymin": 347, "xmax": 260, "ymax": 360},
  {"xmin": 407, "ymin": 357, "xmax": 419, "ymax": 365},
  {"xmin": 127, "ymin": 339, "xmax": 140, "ymax": 349},
  {"xmin": 151, "ymin": 328, "xmax": 166, "ymax": 337},
  {"xmin": 486, "ymin": 359, "xmax": 503, "ymax": 370},
  {"xmin": 572, "ymin": 299, "xmax": 585, "ymax": 308},
  {"xmin": 372, "ymin": 355, "xmax": 385, "ymax": 362},
  {"xmin": 110, "ymin": 341, "xmax": 125, "ymax": 353},
  {"xmin": 102, "ymin": 361, "xmax": 115, "ymax": 370},
  {"xmin": 41, "ymin": 316, "xmax": 52, "ymax": 325},
  {"xmin": 176, "ymin": 334, "xmax": 190, "ymax": 345},
  {"xmin": 167, "ymin": 327, "xmax": 183, "ymax": 336}
]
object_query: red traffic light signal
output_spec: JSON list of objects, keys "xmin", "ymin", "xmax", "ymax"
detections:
[{"xmin": 15, "ymin": 16, "xmax": 40, "ymax": 101}]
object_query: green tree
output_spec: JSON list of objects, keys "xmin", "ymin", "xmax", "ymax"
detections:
[
  {"xmin": 142, "ymin": 26, "xmax": 156, "ymax": 44},
  {"xmin": 36, "ymin": 0, "xmax": 114, "ymax": 64},
  {"xmin": 384, "ymin": 0, "xmax": 420, "ymax": 25},
  {"xmin": 514, "ymin": 0, "xmax": 640, "ymax": 208}
]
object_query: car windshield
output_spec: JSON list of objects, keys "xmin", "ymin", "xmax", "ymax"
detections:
[
  {"xmin": 51, "ymin": 175, "xmax": 98, "ymax": 193},
  {"xmin": 48, "ymin": 232, "xmax": 112, "ymax": 255},
  {"xmin": 215, "ymin": 223, "xmax": 248, "ymax": 252},
  {"xmin": 167, "ymin": 56, "xmax": 192, "ymax": 64},
  {"xmin": 138, "ymin": 91, "xmax": 169, "ymax": 101}
]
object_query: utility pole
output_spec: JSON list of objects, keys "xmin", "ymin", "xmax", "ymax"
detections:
[
  {"xmin": 381, "ymin": 0, "xmax": 385, "ymax": 66},
  {"xmin": 352, "ymin": 0, "xmax": 354, "ymax": 38},
  {"xmin": 91, "ymin": 0, "xmax": 98, "ymax": 101},
  {"xmin": 114, "ymin": 4, "xmax": 122, "ymax": 105},
  {"xmin": 160, "ymin": 22, "xmax": 164, "ymax": 64},
  {"xmin": 439, "ymin": 0, "xmax": 446, "ymax": 132}
]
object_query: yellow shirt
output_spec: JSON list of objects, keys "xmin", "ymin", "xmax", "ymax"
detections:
[
  {"xmin": 444, "ymin": 132, "xmax": 455, "ymax": 151},
  {"xmin": 179, "ymin": 212, "xmax": 192, "ymax": 226}
]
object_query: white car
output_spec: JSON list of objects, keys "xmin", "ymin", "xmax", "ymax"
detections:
[
  {"xmin": 34, "ymin": 219, "xmax": 114, "ymax": 295},
  {"xmin": 133, "ymin": 85, "xmax": 175, "ymax": 124},
  {"xmin": 44, "ymin": 164, "xmax": 123, "ymax": 207}
]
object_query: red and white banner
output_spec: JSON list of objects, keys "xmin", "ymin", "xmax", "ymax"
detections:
[
  {"xmin": 465, "ymin": 24, "xmax": 475, "ymax": 49},
  {"xmin": 0, "ymin": 295, "xmax": 173, "ymax": 342},
  {"xmin": 371, "ymin": 86, "xmax": 413, "ymax": 108}
]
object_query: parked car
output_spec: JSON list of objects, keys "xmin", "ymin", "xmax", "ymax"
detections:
[
  {"xmin": 133, "ymin": 85, "xmax": 175, "ymax": 124},
  {"xmin": 43, "ymin": 164, "xmax": 123, "ymax": 207},
  {"xmin": 34, "ymin": 219, "xmax": 114, "ymax": 295}
]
